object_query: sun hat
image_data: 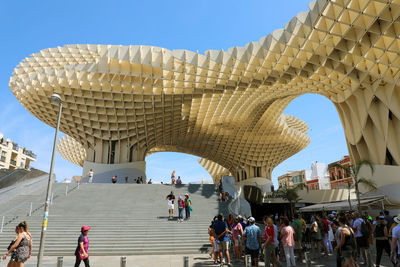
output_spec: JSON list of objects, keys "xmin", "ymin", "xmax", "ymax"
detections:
[
  {"xmin": 394, "ymin": 214, "xmax": 400, "ymax": 224},
  {"xmin": 178, "ymin": 196, "xmax": 182, "ymax": 199},
  {"xmin": 248, "ymin": 217, "xmax": 255, "ymax": 223},
  {"xmin": 81, "ymin": 225, "xmax": 91, "ymax": 232},
  {"xmin": 184, "ymin": 193, "xmax": 189, "ymax": 196}
]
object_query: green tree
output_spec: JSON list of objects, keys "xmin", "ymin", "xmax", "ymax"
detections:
[
  {"xmin": 330, "ymin": 159, "xmax": 377, "ymax": 213},
  {"xmin": 276, "ymin": 183, "xmax": 307, "ymax": 218}
]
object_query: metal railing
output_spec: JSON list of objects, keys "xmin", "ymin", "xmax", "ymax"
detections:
[{"xmin": 0, "ymin": 183, "xmax": 80, "ymax": 233}]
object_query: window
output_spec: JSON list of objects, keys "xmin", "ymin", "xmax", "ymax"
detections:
[{"xmin": 253, "ymin": 167, "xmax": 261, "ymax": 177}]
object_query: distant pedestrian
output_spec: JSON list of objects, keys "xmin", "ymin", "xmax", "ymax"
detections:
[
  {"xmin": 74, "ymin": 225, "xmax": 91, "ymax": 267},
  {"xmin": 148, "ymin": 179, "xmax": 152, "ymax": 184},
  {"xmin": 184, "ymin": 193, "xmax": 192, "ymax": 220},
  {"xmin": 280, "ymin": 218, "xmax": 296, "ymax": 267},
  {"xmin": 88, "ymin": 169, "xmax": 94, "ymax": 183},
  {"xmin": 176, "ymin": 176, "xmax": 182, "ymax": 185},
  {"xmin": 125, "ymin": 176, "xmax": 128, "ymax": 183},
  {"xmin": 171, "ymin": 170, "xmax": 176, "ymax": 185},
  {"xmin": 111, "ymin": 175, "xmax": 117, "ymax": 184},
  {"xmin": 166, "ymin": 191, "xmax": 175, "ymax": 219},
  {"xmin": 177, "ymin": 196, "xmax": 185, "ymax": 222},
  {"xmin": 136, "ymin": 177, "xmax": 140, "ymax": 184},
  {"xmin": 2, "ymin": 221, "xmax": 32, "ymax": 266},
  {"xmin": 243, "ymin": 217, "xmax": 262, "ymax": 267}
]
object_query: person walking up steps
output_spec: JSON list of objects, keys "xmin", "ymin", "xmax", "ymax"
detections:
[
  {"xmin": 177, "ymin": 196, "xmax": 185, "ymax": 222},
  {"xmin": 184, "ymin": 193, "xmax": 192, "ymax": 220},
  {"xmin": 166, "ymin": 191, "xmax": 175, "ymax": 219},
  {"xmin": 74, "ymin": 225, "xmax": 91, "ymax": 267}
]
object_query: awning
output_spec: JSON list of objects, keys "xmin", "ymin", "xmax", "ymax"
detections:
[{"xmin": 300, "ymin": 195, "xmax": 387, "ymax": 212}]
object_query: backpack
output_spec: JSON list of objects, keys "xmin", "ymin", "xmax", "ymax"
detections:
[
  {"xmin": 311, "ymin": 221, "xmax": 318, "ymax": 233},
  {"xmin": 323, "ymin": 219, "xmax": 329, "ymax": 233},
  {"xmin": 361, "ymin": 219, "xmax": 371, "ymax": 237}
]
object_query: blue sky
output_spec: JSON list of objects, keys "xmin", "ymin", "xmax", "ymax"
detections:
[{"xmin": 0, "ymin": 0, "xmax": 348, "ymax": 185}]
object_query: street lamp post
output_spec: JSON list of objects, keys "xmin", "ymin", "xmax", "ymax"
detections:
[{"xmin": 37, "ymin": 94, "xmax": 62, "ymax": 267}]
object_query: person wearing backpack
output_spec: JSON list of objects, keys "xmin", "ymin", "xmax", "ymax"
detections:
[
  {"xmin": 310, "ymin": 215, "xmax": 322, "ymax": 260},
  {"xmin": 352, "ymin": 211, "xmax": 372, "ymax": 266},
  {"xmin": 374, "ymin": 216, "xmax": 391, "ymax": 267}
]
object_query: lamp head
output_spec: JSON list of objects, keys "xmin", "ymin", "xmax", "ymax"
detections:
[{"xmin": 51, "ymin": 94, "xmax": 62, "ymax": 104}]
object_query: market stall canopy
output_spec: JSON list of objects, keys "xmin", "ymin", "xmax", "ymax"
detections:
[{"xmin": 299, "ymin": 195, "xmax": 391, "ymax": 213}]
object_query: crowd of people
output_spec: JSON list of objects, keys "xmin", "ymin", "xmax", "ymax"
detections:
[{"xmin": 206, "ymin": 210, "xmax": 400, "ymax": 267}]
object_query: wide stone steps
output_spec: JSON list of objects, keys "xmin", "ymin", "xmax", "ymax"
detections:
[{"xmin": 0, "ymin": 183, "xmax": 227, "ymax": 256}]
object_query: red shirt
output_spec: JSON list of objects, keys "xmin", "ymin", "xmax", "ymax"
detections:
[{"xmin": 264, "ymin": 225, "xmax": 275, "ymax": 243}]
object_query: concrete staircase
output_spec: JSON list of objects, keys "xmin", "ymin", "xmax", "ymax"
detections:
[{"xmin": 0, "ymin": 183, "xmax": 229, "ymax": 256}]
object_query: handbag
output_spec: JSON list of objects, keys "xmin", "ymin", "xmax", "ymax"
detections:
[
  {"xmin": 79, "ymin": 249, "xmax": 89, "ymax": 260},
  {"xmin": 189, "ymin": 206, "xmax": 193, "ymax": 211},
  {"xmin": 7, "ymin": 240, "xmax": 15, "ymax": 250}
]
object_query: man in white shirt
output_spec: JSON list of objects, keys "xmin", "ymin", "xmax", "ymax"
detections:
[{"xmin": 391, "ymin": 215, "xmax": 400, "ymax": 266}]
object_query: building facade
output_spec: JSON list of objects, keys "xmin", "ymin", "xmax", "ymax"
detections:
[
  {"xmin": 306, "ymin": 162, "xmax": 331, "ymax": 190},
  {"xmin": 0, "ymin": 133, "xmax": 36, "ymax": 170},
  {"xmin": 278, "ymin": 170, "xmax": 306, "ymax": 188},
  {"xmin": 328, "ymin": 156, "xmax": 353, "ymax": 189}
]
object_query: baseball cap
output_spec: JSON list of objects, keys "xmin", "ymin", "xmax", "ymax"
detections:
[
  {"xmin": 248, "ymin": 217, "xmax": 255, "ymax": 223},
  {"xmin": 81, "ymin": 225, "xmax": 91, "ymax": 232},
  {"xmin": 394, "ymin": 215, "xmax": 400, "ymax": 224}
]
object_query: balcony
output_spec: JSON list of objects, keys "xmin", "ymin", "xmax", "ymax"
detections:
[
  {"xmin": 0, "ymin": 156, "xmax": 5, "ymax": 162},
  {"xmin": 23, "ymin": 149, "xmax": 37, "ymax": 159},
  {"xmin": 10, "ymin": 159, "xmax": 16, "ymax": 166}
]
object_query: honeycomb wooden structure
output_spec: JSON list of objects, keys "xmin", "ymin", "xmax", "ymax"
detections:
[{"xmin": 11, "ymin": 0, "xmax": 400, "ymax": 181}]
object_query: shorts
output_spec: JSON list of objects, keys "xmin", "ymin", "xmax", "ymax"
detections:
[
  {"xmin": 213, "ymin": 239, "xmax": 219, "ymax": 252},
  {"xmin": 168, "ymin": 203, "xmax": 174, "ymax": 210},
  {"xmin": 294, "ymin": 240, "xmax": 301, "ymax": 250},
  {"xmin": 245, "ymin": 247, "xmax": 259, "ymax": 260},
  {"xmin": 218, "ymin": 241, "xmax": 229, "ymax": 251},
  {"xmin": 356, "ymin": 236, "xmax": 369, "ymax": 248}
]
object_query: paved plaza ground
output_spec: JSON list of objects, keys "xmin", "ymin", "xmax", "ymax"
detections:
[{"xmin": 1, "ymin": 251, "xmax": 394, "ymax": 267}]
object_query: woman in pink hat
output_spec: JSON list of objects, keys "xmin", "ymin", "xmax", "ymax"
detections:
[{"xmin": 74, "ymin": 225, "xmax": 91, "ymax": 267}]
